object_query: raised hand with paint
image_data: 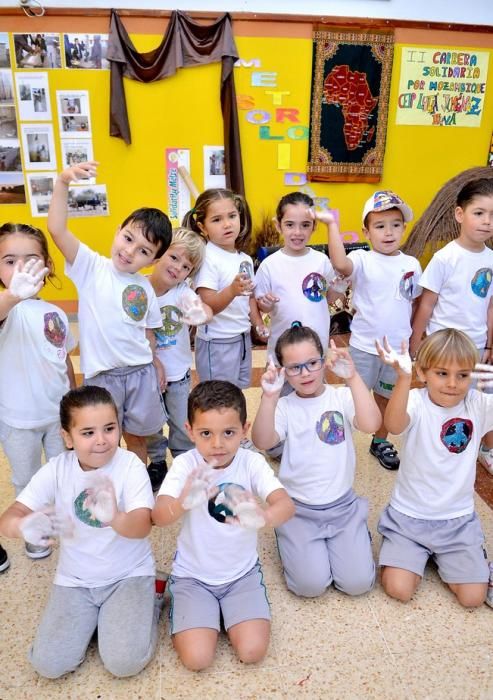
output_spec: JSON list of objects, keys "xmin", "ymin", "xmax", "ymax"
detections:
[
  {"xmin": 184, "ymin": 189, "xmax": 264, "ymax": 389},
  {"xmin": 145, "ymin": 227, "xmax": 213, "ymax": 490},
  {"xmin": 260, "ymin": 354, "xmax": 286, "ymax": 396},
  {"xmin": 0, "ymin": 385, "xmax": 158, "ymax": 679},
  {"xmin": 255, "ymin": 192, "xmax": 336, "ymax": 364},
  {"xmin": 252, "ymin": 322, "xmax": 380, "ymax": 601},
  {"xmin": 152, "ymin": 380, "xmax": 294, "ymax": 671},
  {"xmin": 375, "ymin": 337, "xmax": 412, "ymax": 376},
  {"xmin": 0, "ymin": 223, "xmax": 76, "ymax": 567}
]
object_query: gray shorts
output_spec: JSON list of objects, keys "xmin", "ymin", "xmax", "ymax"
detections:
[
  {"xmin": 275, "ymin": 489, "xmax": 375, "ymax": 597},
  {"xmin": 86, "ymin": 363, "xmax": 166, "ymax": 436},
  {"xmin": 378, "ymin": 505, "xmax": 489, "ymax": 584},
  {"xmin": 349, "ymin": 346, "xmax": 397, "ymax": 399},
  {"xmin": 168, "ymin": 561, "xmax": 270, "ymax": 635},
  {"xmin": 195, "ymin": 332, "xmax": 252, "ymax": 389}
]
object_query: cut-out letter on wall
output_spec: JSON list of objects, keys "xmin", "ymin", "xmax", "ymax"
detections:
[
  {"xmin": 235, "ymin": 58, "xmax": 261, "ymax": 68},
  {"xmin": 251, "ymin": 72, "xmax": 277, "ymax": 87},
  {"xmin": 276, "ymin": 108, "xmax": 300, "ymax": 123},
  {"xmin": 277, "ymin": 143, "xmax": 291, "ymax": 169},
  {"xmin": 265, "ymin": 90, "xmax": 290, "ymax": 105},
  {"xmin": 259, "ymin": 126, "xmax": 283, "ymax": 140},
  {"xmin": 287, "ymin": 125, "xmax": 309, "ymax": 140},
  {"xmin": 237, "ymin": 94, "xmax": 255, "ymax": 110},
  {"xmin": 246, "ymin": 110, "xmax": 271, "ymax": 125},
  {"xmin": 284, "ymin": 172, "xmax": 307, "ymax": 186}
]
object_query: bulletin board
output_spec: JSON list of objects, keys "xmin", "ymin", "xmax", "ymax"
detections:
[{"xmin": 0, "ymin": 12, "xmax": 492, "ymax": 305}]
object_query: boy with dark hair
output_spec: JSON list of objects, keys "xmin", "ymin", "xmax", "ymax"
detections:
[
  {"xmin": 152, "ymin": 380, "xmax": 294, "ymax": 671},
  {"xmin": 48, "ymin": 160, "xmax": 172, "ymax": 464}
]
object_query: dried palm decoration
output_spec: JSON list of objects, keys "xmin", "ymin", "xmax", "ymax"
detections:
[
  {"xmin": 401, "ymin": 166, "xmax": 493, "ymax": 259},
  {"xmin": 251, "ymin": 213, "xmax": 280, "ymax": 256}
]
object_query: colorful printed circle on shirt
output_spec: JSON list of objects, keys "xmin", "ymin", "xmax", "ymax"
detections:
[
  {"xmin": 74, "ymin": 489, "xmax": 105, "ymax": 528},
  {"xmin": 302, "ymin": 272, "xmax": 327, "ymax": 302},
  {"xmin": 239, "ymin": 260, "xmax": 253, "ymax": 279},
  {"xmin": 471, "ymin": 268, "xmax": 493, "ymax": 298},
  {"xmin": 316, "ymin": 410, "xmax": 345, "ymax": 445},
  {"xmin": 154, "ymin": 305, "xmax": 183, "ymax": 348},
  {"xmin": 440, "ymin": 417, "xmax": 473, "ymax": 454},
  {"xmin": 399, "ymin": 271, "xmax": 415, "ymax": 301},
  {"xmin": 43, "ymin": 311, "xmax": 67, "ymax": 348},
  {"xmin": 122, "ymin": 284, "xmax": 148, "ymax": 321},
  {"xmin": 208, "ymin": 482, "xmax": 244, "ymax": 524}
]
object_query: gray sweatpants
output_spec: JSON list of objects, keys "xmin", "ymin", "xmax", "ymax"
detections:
[
  {"xmin": 0, "ymin": 419, "xmax": 65, "ymax": 495},
  {"xmin": 30, "ymin": 576, "xmax": 158, "ymax": 679},
  {"xmin": 147, "ymin": 370, "xmax": 194, "ymax": 461},
  {"xmin": 275, "ymin": 489, "xmax": 375, "ymax": 598},
  {"xmin": 195, "ymin": 332, "xmax": 252, "ymax": 389}
]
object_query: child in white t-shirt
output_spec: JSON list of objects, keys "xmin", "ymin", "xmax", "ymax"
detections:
[
  {"xmin": 183, "ymin": 188, "xmax": 267, "ymax": 389},
  {"xmin": 322, "ymin": 190, "xmax": 422, "ymax": 471},
  {"xmin": 0, "ymin": 386, "xmax": 159, "ymax": 678},
  {"xmin": 255, "ymin": 191, "xmax": 336, "ymax": 358},
  {"xmin": 152, "ymin": 380, "xmax": 294, "ymax": 671},
  {"xmin": 409, "ymin": 178, "xmax": 493, "ymax": 473},
  {"xmin": 376, "ymin": 329, "xmax": 492, "ymax": 608},
  {"xmin": 252, "ymin": 323, "xmax": 381, "ymax": 599},
  {"xmin": 145, "ymin": 227, "xmax": 212, "ymax": 490},
  {"xmin": 48, "ymin": 161, "xmax": 172, "ymax": 464},
  {"xmin": 0, "ymin": 222, "xmax": 76, "ymax": 563}
]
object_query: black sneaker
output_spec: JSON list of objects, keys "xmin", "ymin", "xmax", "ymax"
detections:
[
  {"xmin": 0, "ymin": 544, "xmax": 10, "ymax": 573},
  {"xmin": 369, "ymin": 439, "xmax": 400, "ymax": 470},
  {"xmin": 147, "ymin": 460, "xmax": 168, "ymax": 491}
]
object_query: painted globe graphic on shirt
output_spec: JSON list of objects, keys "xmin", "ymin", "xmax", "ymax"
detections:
[
  {"xmin": 440, "ymin": 417, "xmax": 473, "ymax": 454},
  {"xmin": 208, "ymin": 482, "xmax": 245, "ymax": 524},
  {"xmin": 316, "ymin": 411, "xmax": 345, "ymax": 445},
  {"xmin": 302, "ymin": 272, "xmax": 327, "ymax": 302},
  {"xmin": 122, "ymin": 284, "xmax": 148, "ymax": 321},
  {"xmin": 43, "ymin": 311, "xmax": 67, "ymax": 348},
  {"xmin": 74, "ymin": 489, "xmax": 105, "ymax": 528},
  {"xmin": 154, "ymin": 305, "xmax": 183, "ymax": 347},
  {"xmin": 471, "ymin": 268, "xmax": 492, "ymax": 298}
]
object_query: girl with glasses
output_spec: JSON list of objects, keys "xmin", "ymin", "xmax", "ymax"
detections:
[{"xmin": 252, "ymin": 322, "xmax": 381, "ymax": 598}]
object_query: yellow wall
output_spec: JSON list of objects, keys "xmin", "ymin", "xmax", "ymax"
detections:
[{"xmin": 1, "ymin": 27, "xmax": 492, "ymax": 301}]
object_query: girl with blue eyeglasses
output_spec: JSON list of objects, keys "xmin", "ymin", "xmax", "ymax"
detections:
[{"xmin": 252, "ymin": 322, "xmax": 380, "ymax": 599}]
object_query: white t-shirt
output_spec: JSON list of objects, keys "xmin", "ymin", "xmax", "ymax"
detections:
[
  {"xmin": 153, "ymin": 282, "xmax": 197, "ymax": 382},
  {"xmin": 255, "ymin": 248, "xmax": 334, "ymax": 354},
  {"xmin": 348, "ymin": 250, "xmax": 422, "ymax": 354},
  {"xmin": 17, "ymin": 447, "xmax": 155, "ymax": 587},
  {"xmin": 158, "ymin": 447, "xmax": 284, "ymax": 584},
  {"xmin": 194, "ymin": 242, "xmax": 253, "ymax": 340},
  {"xmin": 275, "ymin": 385, "xmax": 356, "ymax": 505},
  {"xmin": 66, "ymin": 244, "xmax": 162, "ymax": 378},
  {"xmin": 390, "ymin": 388, "xmax": 493, "ymax": 520},
  {"xmin": 419, "ymin": 241, "xmax": 493, "ymax": 349},
  {"xmin": 0, "ymin": 299, "xmax": 75, "ymax": 429}
]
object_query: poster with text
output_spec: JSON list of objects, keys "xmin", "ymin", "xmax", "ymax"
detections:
[
  {"xmin": 396, "ymin": 46, "xmax": 488, "ymax": 127},
  {"xmin": 15, "ymin": 72, "xmax": 51, "ymax": 121},
  {"xmin": 166, "ymin": 148, "xmax": 191, "ymax": 226}
]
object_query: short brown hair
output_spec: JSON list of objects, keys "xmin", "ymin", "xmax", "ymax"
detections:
[{"xmin": 415, "ymin": 328, "xmax": 478, "ymax": 371}]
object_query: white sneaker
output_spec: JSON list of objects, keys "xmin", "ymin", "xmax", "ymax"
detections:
[
  {"xmin": 25, "ymin": 542, "xmax": 52, "ymax": 560},
  {"xmin": 478, "ymin": 446, "xmax": 493, "ymax": 475}
]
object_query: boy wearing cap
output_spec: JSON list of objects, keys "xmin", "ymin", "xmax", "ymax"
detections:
[{"xmin": 317, "ymin": 191, "xmax": 422, "ymax": 470}]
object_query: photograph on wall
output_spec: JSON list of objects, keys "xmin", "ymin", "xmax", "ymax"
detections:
[
  {"xmin": 0, "ymin": 172, "xmax": 25, "ymax": 204},
  {"xmin": 307, "ymin": 28, "xmax": 394, "ymax": 183},
  {"xmin": 0, "ymin": 139, "xmax": 22, "ymax": 173},
  {"xmin": 0, "ymin": 70, "xmax": 14, "ymax": 106},
  {"xmin": 57, "ymin": 90, "xmax": 91, "ymax": 138},
  {"xmin": 63, "ymin": 34, "xmax": 109, "ymax": 70},
  {"xmin": 14, "ymin": 33, "xmax": 61, "ymax": 69},
  {"xmin": 15, "ymin": 72, "xmax": 52, "ymax": 121},
  {"xmin": 20, "ymin": 123, "xmax": 57, "ymax": 171},
  {"xmin": 60, "ymin": 138, "xmax": 94, "ymax": 167},
  {"xmin": 0, "ymin": 33, "xmax": 11, "ymax": 68},
  {"xmin": 0, "ymin": 106, "xmax": 17, "ymax": 139},
  {"xmin": 67, "ymin": 183, "xmax": 108, "ymax": 217},
  {"xmin": 396, "ymin": 47, "xmax": 488, "ymax": 127},
  {"xmin": 203, "ymin": 146, "xmax": 226, "ymax": 189},
  {"xmin": 26, "ymin": 171, "xmax": 56, "ymax": 216}
]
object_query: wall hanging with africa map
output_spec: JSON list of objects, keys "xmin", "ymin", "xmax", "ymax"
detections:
[{"xmin": 307, "ymin": 28, "xmax": 394, "ymax": 183}]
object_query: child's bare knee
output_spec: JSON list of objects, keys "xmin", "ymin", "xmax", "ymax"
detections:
[
  {"xmin": 236, "ymin": 639, "xmax": 268, "ymax": 665},
  {"xmin": 179, "ymin": 648, "xmax": 215, "ymax": 672},
  {"xmin": 451, "ymin": 584, "xmax": 487, "ymax": 608},
  {"xmin": 381, "ymin": 569, "xmax": 418, "ymax": 602}
]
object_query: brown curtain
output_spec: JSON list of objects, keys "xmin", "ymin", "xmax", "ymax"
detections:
[{"xmin": 107, "ymin": 9, "xmax": 245, "ymax": 195}]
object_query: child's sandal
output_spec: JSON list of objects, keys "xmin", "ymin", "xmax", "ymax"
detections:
[{"xmin": 369, "ymin": 440, "xmax": 400, "ymax": 470}]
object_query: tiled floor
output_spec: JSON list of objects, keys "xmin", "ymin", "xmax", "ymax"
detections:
[{"xmin": 1, "ymin": 347, "xmax": 493, "ymax": 699}]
